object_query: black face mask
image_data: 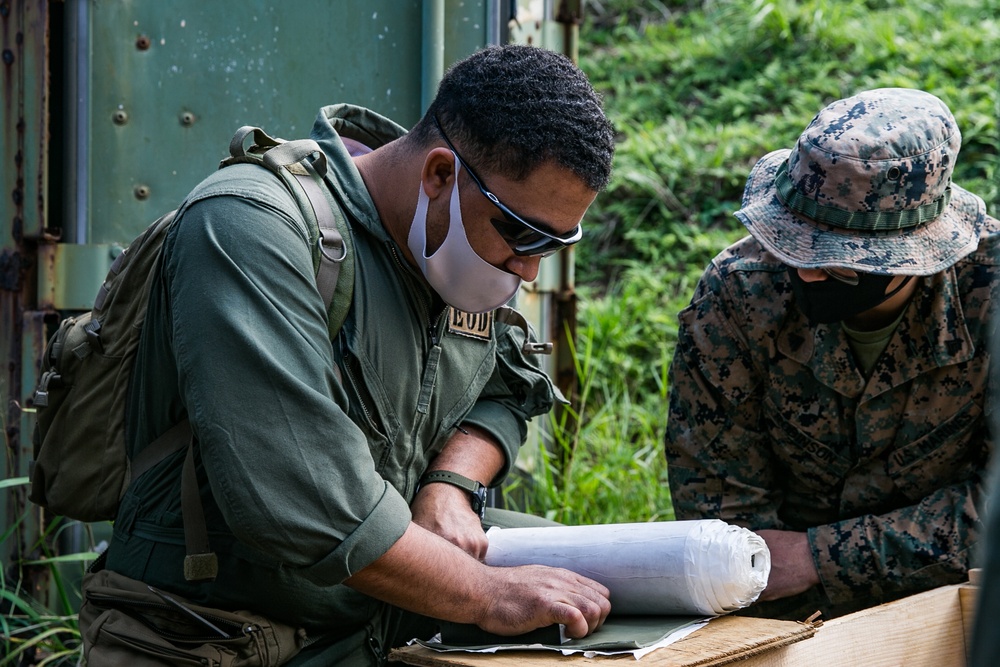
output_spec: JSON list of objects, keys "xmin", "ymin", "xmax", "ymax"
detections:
[{"xmin": 787, "ymin": 268, "xmax": 913, "ymax": 325}]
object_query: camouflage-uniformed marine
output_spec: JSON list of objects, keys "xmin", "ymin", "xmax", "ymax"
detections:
[{"xmin": 665, "ymin": 88, "xmax": 999, "ymax": 620}]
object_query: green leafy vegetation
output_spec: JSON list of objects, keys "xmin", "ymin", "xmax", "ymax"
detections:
[{"xmin": 516, "ymin": 0, "xmax": 999, "ymax": 524}]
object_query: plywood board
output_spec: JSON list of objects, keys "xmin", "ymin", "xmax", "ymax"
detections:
[
  {"xmin": 730, "ymin": 583, "xmax": 972, "ymax": 667},
  {"xmin": 960, "ymin": 585, "xmax": 979, "ymax": 651}
]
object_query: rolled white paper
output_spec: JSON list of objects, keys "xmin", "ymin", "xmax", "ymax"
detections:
[{"xmin": 485, "ymin": 520, "xmax": 770, "ymax": 616}]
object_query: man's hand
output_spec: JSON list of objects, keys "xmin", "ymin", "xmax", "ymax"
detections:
[
  {"xmin": 756, "ymin": 529, "xmax": 820, "ymax": 601},
  {"xmin": 476, "ymin": 564, "xmax": 612, "ymax": 639},
  {"xmin": 411, "ymin": 482, "xmax": 488, "ymax": 559}
]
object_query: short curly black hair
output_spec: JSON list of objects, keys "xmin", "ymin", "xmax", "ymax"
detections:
[{"xmin": 411, "ymin": 45, "xmax": 615, "ymax": 192}]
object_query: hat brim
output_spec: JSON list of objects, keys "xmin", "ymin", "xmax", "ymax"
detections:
[{"xmin": 734, "ymin": 149, "xmax": 986, "ymax": 275}]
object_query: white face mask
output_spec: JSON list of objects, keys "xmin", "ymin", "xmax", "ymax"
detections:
[{"xmin": 407, "ymin": 153, "xmax": 521, "ymax": 313}]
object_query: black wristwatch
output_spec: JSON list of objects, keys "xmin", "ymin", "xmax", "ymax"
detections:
[{"xmin": 418, "ymin": 470, "xmax": 488, "ymax": 520}]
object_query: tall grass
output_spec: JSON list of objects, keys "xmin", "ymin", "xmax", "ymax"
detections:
[
  {"xmin": 510, "ymin": 296, "xmax": 678, "ymax": 524},
  {"xmin": 0, "ymin": 477, "xmax": 94, "ymax": 666},
  {"xmin": 520, "ymin": 0, "xmax": 999, "ymax": 525}
]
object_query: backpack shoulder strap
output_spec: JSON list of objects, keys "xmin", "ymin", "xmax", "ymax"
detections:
[
  {"xmin": 279, "ymin": 150, "xmax": 355, "ymax": 338},
  {"xmin": 128, "ymin": 419, "xmax": 191, "ymax": 483},
  {"xmin": 223, "ymin": 126, "xmax": 355, "ymax": 338}
]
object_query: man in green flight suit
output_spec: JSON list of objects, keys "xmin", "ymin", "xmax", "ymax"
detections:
[
  {"xmin": 665, "ymin": 88, "xmax": 999, "ymax": 621},
  {"xmin": 95, "ymin": 45, "xmax": 616, "ymax": 665}
]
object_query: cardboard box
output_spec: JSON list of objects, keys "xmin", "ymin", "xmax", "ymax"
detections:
[{"xmin": 389, "ymin": 581, "xmax": 977, "ymax": 666}]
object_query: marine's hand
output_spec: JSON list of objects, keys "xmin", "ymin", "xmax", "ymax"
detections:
[
  {"xmin": 476, "ymin": 564, "xmax": 611, "ymax": 639},
  {"xmin": 411, "ymin": 482, "xmax": 489, "ymax": 559},
  {"xmin": 756, "ymin": 529, "xmax": 820, "ymax": 601}
]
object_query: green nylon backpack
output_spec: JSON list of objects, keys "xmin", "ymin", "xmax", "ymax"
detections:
[{"xmin": 28, "ymin": 126, "xmax": 356, "ymax": 526}]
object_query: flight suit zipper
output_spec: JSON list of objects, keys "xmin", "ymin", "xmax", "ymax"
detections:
[
  {"xmin": 340, "ymin": 345, "xmax": 379, "ymax": 435},
  {"xmin": 386, "ymin": 242, "xmax": 446, "ymax": 491}
]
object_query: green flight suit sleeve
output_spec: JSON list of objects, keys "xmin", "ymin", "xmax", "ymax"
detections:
[
  {"xmin": 462, "ymin": 311, "xmax": 557, "ymax": 484},
  {"xmin": 162, "ymin": 182, "xmax": 411, "ymax": 586}
]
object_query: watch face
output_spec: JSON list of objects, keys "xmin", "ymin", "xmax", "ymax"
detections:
[{"xmin": 472, "ymin": 487, "xmax": 488, "ymax": 519}]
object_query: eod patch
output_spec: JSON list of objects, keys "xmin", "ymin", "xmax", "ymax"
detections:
[{"xmin": 447, "ymin": 308, "xmax": 492, "ymax": 342}]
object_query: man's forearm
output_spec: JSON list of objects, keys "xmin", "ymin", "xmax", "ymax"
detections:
[
  {"xmin": 345, "ymin": 522, "xmax": 612, "ymax": 638},
  {"xmin": 410, "ymin": 423, "xmax": 506, "ymax": 558},
  {"xmin": 425, "ymin": 423, "xmax": 506, "ymax": 484},
  {"xmin": 345, "ymin": 522, "xmax": 493, "ymax": 621},
  {"xmin": 755, "ymin": 529, "xmax": 820, "ymax": 601}
]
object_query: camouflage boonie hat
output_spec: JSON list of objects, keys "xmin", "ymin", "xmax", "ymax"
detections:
[{"xmin": 735, "ymin": 88, "xmax": 986, "ymax": 275}]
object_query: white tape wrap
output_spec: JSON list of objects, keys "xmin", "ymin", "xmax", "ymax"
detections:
[{"xmin": 485, "ymin": 520, "xmax": 771, "ymax": 616}]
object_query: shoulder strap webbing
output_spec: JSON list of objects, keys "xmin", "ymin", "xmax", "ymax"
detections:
[
  {"xmin": 284, "ymin": 156, "xmax": 355, "ymax": 338},
  {"xmin": 128, "ymin": 419, "xmax": 191, "ymax": 482},
  {"xmin": 225, "ymin": 126, "xmax": 355, "ymax": 336},
  {"xmin": 126, "ymin": 420, "xmax": 216, "ymax": 581},
  {"xmin": 180, "ymin": 441, "xmax": 217, "ymax": 582}
]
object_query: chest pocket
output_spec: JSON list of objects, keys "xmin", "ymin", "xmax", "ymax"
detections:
[
  {"xmin": 886, "ymin": 400, "xmax": 987, "ymax": 502},
  {"xmin": 765, "ymin": 396, "xmax": 853, "ymax": 519},
  {"xmin": 338, "ymin": 315, "xmax": 496, "ymax": 483}
]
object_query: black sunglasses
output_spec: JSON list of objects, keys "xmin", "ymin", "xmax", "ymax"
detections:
[{"xmin": 432, "ymin": 115, "xmax": 583, "ymax": 257}]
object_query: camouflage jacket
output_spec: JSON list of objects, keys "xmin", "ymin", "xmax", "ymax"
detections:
[{"xmin": 665, "ymin": 215, "xmax": 1000, "ymax": 618}]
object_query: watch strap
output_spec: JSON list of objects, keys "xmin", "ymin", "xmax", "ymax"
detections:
[{"xmin": 418, "ymin": 470, "xmax": 487, "ymax": 520}]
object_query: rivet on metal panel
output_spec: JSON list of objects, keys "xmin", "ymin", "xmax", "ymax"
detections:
[
  {"xmin": 179, "ymin": 111, "xmax": 196, "ymax": 126},
  {"xmin": 136, "ymin": 35, "xmax": 151, "ymax": 50},
  {"xmin": 112, "ymin": 109, "xmax": 129, "ymax": 125},
  {"xmin": 134, "ymin": 185, "xmax": 151, "ymax": 200},
  {"xmin": 2, "ymin": 49, "xmax": 13, "ymax": 65}
]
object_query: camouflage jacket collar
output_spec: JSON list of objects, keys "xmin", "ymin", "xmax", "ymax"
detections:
[{"xmin": 777, "ymin": 266, "xmax": 974, "ymax": 401}]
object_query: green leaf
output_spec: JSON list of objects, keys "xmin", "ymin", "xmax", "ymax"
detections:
[
  {"xmin": 0, "ymin": 477, "xmax": 29, "ymax": 490},
  {"xmin": 21, "ymin": 552, "xmax": 100, "ymax": 566}
]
